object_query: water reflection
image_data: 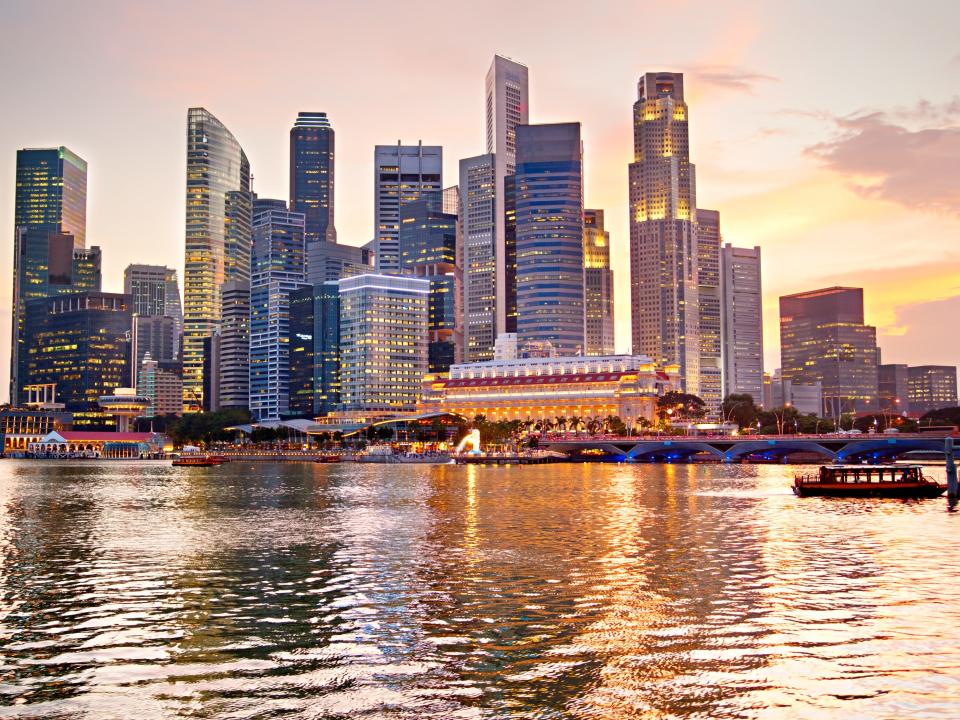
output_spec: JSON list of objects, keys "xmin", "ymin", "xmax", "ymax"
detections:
[{"xmin": 0, "ymin": 460, "xmax": 958, "ymax": 718}]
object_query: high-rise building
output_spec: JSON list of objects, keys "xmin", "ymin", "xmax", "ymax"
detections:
[
  {"xmin": 10, "ymin": 231, "xmax": 100, "ymax": 404},
  {"xmin": 399, "ymin": 190, "xmax": 459, "ymax": 372},
  {"xmin": 218, "ymin": 280, "xmax": 251, "ymax": 410},
  {"xmin": 201, "ymin": 331, "xmax": 221, "ymax": 412},
  {"xmin": 123, "ymin": 265, "xmax": 183, "ymax": 325},
  {"xmin": 23, "ymin": 292, "xmax": 130, "ymax": 420},
  {"xmin": 288, "ymin": 282, "xmax": 340, "ymax": 417},
  {"xmin": 583, "ymin": 209, "xmax": 615, "ymax": 357},
  {"xmin": 485, "ymin": 55, "xmax": 529, "ymax": 337},
  {"xmin": 182, "ymin": 107, "xmax": 251, "ymax": 412},
  {"xmin": 514, "ymin": 123, "xmax": 585, "ymax": 357},
  {"xmin": 878, "ymin": 363, "xmax": 910, "ymax": 414},
  {"xmin": 720, "ymin": 244, "xmax": 764, "ymax": 405},
  {"xmin": 779, "ymin": 287, "xmax": 878, "ymax": 417},
  {"xmin": 907, "ymin": 366, "xmax": 957, "ymax": 414},
  {"xmin": 459, "ymin": 153, "xmax": 498, "ymax": 362},
  {"xmin": 629, "ymin": 72, "xmax": 699, "ymax": 393},
  {"xmin": 305, "ymin": 241, "xmax": 374, "ymax": 284},
  {"xmin": 137, "ymin": 353, "xmax": 184, "ymax": 418},
  {"xmin": 373, "ymin": 142, "xmax": 442, "ymax": 274},
  {"xmin": 290, "ymin": 112, "xmax": 336, "ymax": 244},
  {"xmin": 15, "ymin": 147, "xmax": 87, "ymax": 247},
  {"xmin": 249, "ymin": 199, "xmax": 306, "ymax": 421},
  {"xmin": 696, "ymin": 209, "xmax": 722, "ymax": 413},
  {"xmin": 130, "ymin": 316, "xmax": 179, "ymax": 384},
  {"xmin": 338, "ymin": 274, "xmax": 429, "ymax": 412}
]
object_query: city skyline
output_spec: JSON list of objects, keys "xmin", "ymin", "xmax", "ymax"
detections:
[{"xmin": 1, "ymin": 1, "xmax": 959, "ymax": 402}]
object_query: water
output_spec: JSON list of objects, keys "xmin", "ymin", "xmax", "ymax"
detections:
[{"xmin": 0, "ymin": 460, "xmax": 958, "ymax": 719}]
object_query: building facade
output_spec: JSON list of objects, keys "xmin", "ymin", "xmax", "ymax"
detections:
[
  {"xmin": 15, "ymin": 146, "xmax": 87, "ymax": 246},
  {"xmin": 629, "ymin": 72, "xmax": 700, "ymax": 394},
  {"xmin": 696, "ymin": 209, "xmax": 722, "ymax": 414},
  {"xmin": 582, "ymin": 209, "xmax": 615, "ymax": 356},
  {"xmin": 137, "ymin": 353, "xmax": 183, "ymax": 418},
  {"xmin": 218, "ymin": 280, "xmax": 251, "ymax": 410},
  {"xmin": 249, "ymin": 200, "xmax": 306, "ymax": 421},
  {"xmin": 131, "ymin": 315, "xmax": 179, "ymax": 385},
  {"xmin": 720, "ymin": 244, "xmax": 764, "ymax": 405},
  {"xmin": 907, "ymin": 366, "xmax": 958, "ymax": 414},
  {"xmin": 878, "ymin": 363, "xmax": 910, "ymax": 414},
  {"xmin": 779, "ymin": 287, "xmax": 878, "ymax": 417},
  {"xmin": 373, "ymin": 142, "xmax": 442, "ymax": 274},
  {"xmin": 338, "ymin": 274, "xmax": 429, "ymax": 412},
  {"xmin": 459, "ymin": 153, "xmax": 498, "ymax": 362},
  {"xmin": 419, "ymin": 355, "xmax": 679, "ymax": 425},
  {"xmin": 515, "ymin": 122, "xmax": 585, "ymax": 357},
  {"xmin": 306, "ymin": 241, "xmax": 374, "ymax": 284},
  {"xmin": 123, "ymin": 265, "xmax": 183, "ymax": 329},
  {"xmin": 182, "ymin": 107, "xmax": 251, "ymax": 411},
  {"xmin": 290, "ymin": 111, "xmax": 336, "ymax": 244},
  {"xmin": 288, "ymin": 282, "xmax": 340, "ymax": 417}
]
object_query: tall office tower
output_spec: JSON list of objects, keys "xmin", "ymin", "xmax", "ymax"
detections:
[
  {"xmin": 373, "ymin": 142, "xmax": 442, "ymax": 274},
  {"xmin": 305, "ymin": 241, "xmax": 374, "ymax": 284},
  {"xmin": 485, "ymin": 55, "xmax": 529, "ymax": 337},
  {"xmin": 23, "ymin": 292, "xmax": 130, "ymax": 419},
  {"xmin": 218, "ymin": 280, "xmax": 251, "ymax": 410},
  {"xmin": 182, "ymin": 107, "xmax": 251, "ymax": 412},
  {"xmin": 130, "ymin": 316, "xmax": 179, "ymax": 385},
  {"xmin": 290, "ymin": 112, "xmax": 336, "ymax": 244},
  {"xmin": 459, "ymin": 154, "xmax": 497, "ymax": 362},
  {"xmin": 338, "ymin": 274, "xmax": 429, "ymax": 412},
  {"xmin": 288, "ymin": 282, "xmax": 340, "ymax": 417},
  {"xmin": 137, "ymin": 353, "xmax": 184, "ymax": 418},
  {"xmin": 583, "ymin": 209, "xmax": 615, "ymax": 356},
  {"xmin": 779, "ymin": 286, "xmax": 878, "ymax": 417},
  {"xmin": 399, "ymin": 191, "xmax": 459, "ymax": 372},
  {"xmin": 202, "ymin": 331, "xmax": 222, "ymax": 412},
  {"xmin": 249, "ymin": 199, "xmax": 306, "ymax": 421},
  {"xmin": 720, "ymin": 244, "xmax": 764, "ymax": 405},
  {"xmin": 878, "ymin": 363, "xmax": 910, "ymax": 413},
  {"xmin": 696, "ymin": 209, "xmax": 722, "ymax": 413},
  {"xmin": 15, "ymin": 147, "xmax": 87, "ymax": 246},
  {"xmin": 629, "ymin": 72, "xmax": 700, "ymax": 393},
  {"xmin": 514, "ymin": 123, "xmax": 585, "ymax": 357},
  {"xmin": 124, "ymin": 264, "xmax": 183, "ymax": 374},
  {"xmin": 907, "ymin": 366, "xmax": 958, "ymax": 414}
]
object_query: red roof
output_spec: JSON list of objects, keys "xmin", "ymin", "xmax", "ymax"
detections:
[
  {"xmin": 443, "ymin": 372, "xmax": 630, "ymax": 389},
  {"xmin": 57, "ymin": 431, "xmax": 154, "ymax": 442}
]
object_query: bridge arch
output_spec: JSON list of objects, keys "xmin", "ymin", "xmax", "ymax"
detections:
[
  {"xmin": 722, "ymin": 440, "xmax": 836, "ymax": 462},
  {"xmin": 836, "ymin": 438, "xmax": 946, "ymax": 463}
]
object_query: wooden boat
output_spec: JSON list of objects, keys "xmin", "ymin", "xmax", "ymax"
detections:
[
  {"xmin": 793, "ymin": 464, "xmax": 946, "ymax": 498},
  {"xmin": 314, "ymin": 454, "xmax": 342, "ymax": 463},
  {"xmin": 206, "ymin": 455, "xmax": 230, "ymax": 465},
  {"xmin": 172, "ymin": 455, "xmax": 220, "ymax": 467}
]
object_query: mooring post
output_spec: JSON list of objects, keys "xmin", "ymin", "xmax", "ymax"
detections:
[{"xmin": 946, "ymin": 436, "xmax": 958, "ymax": 501}]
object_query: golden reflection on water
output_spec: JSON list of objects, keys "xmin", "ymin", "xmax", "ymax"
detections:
[{"xmin": 0, "ymin": 460, "xmax": 959, "ymax": 718}]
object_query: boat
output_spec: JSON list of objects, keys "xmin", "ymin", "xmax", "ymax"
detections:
[
  {"xmin": 172, "ymin": 455, "xmax": 220, "ymax": 467},
  {"xmin": 206, "ymin": 455, "xmax": 231, "ymax": 465},
  {"xmin": 314, "ymin": 454, "xmax": 342, "ymax": 464},
  {"xmin": 356, "ymin": 445, "xmax": 399, "ymax": 463},
  {"xmin": 792, "ymin": 464, "xmax": 946, "ymax": 498}
]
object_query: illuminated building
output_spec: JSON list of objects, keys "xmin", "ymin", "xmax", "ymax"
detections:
[
  {"xmin": 583, "ymin": 209, "xmax": 615, "ymax": 356},
  {"xmin": 288, "ymin": 282, "xmax": 340, "ymax": 416},
  {"xmin": 338, "ymin": 274, "xmax": 429, "ymax": 412},
  {"xmin": 907, "ymin": 366, "xmax": 957, "ymax": 414},
  {"xmin": 23, "ymin": 292, "xmax": 131, "ymax": 428},
  {"xmin": 98, "ymin": 388, "xmax": 150, "ymax": 432},
  {"xmin": 218, "ymin": 280, "xmax": 250, "ymax": 410},
  {"xmin": 249, "ymin": 199, "xmax": 306, "ymax": 421},
  {"xmin": 515, "ymin": 122, "xmax": 585, "ymax": 357},
  {"xmin": 0, "ymin": 409, "xmax": 72, "ymax": 455},
  {"xmin": 130, "ymin": 315, "xmax": 179, "ymax": 387},
  {"xmin": 419, "ymin": 355, "xmax": 680, "ymax": 425},
  {"xmin": 878, "ymin": 363, "xmax": 909, "ymax": 413},
  {"xmin": 779, "ymin": 286, "xmax": 878, "ymax": 416},
  {"xmin": 124, "ymin": 264, "xmax": 182, "ymax": 374},
  {"xmin": 182, "ymin": 107, "xmax": 251, "ymax": 412},
  {"xmin": 459, "ymin": 153, "xmax": 497, "ymax": 361},
  {"xmin": 137, "ymin": 353, "xmax": 183, "ymax": 418},
  {"xmin": 15, "ymin": 146, "xmax": 87, "ymax": 247},
  {"xmin": 695, "ymin": 209, "xmax": 722, "ymax": 415},
  {"xmin": 629, "ymin": 72, "xmax": 700, "ymax": 393},
  {"xmin": 290, "ymin": 112, "xmax": 336, "ymax": 244},
  {"xmin": 399, "ymin": 190, "xmax": 459, "ymax": 372},
  {"xmin": 721, "ymin": 244, "xmax": 764, "ymax": 405},
  {"xmin": 485, "ymin": 55, "xmax": 528, "ymax": 337},
  {"xmin": 373, "ymin": 142, "xmax": 442, "ymax": 274}
]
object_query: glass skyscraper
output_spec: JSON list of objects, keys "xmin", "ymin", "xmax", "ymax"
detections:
[
  {"xmin": 696, "ymin": 208, "xmax": 723, "ymax": 414},
  {"xmin": 288, "ymin": 282, "xmax": 340, "ymax": 417},
  {"xmin": 290, "ymin": 112, "xmax": 336, "ymax": 245},
  {"xmin": 182, "ymin": 108, "xmax": 251, "ymax": 412},
  {"xmin": 721, "ymin": 244, "xmax": 764, "ymax": 405},
  {"xmin": 583, "ymin": 209, "xmax": 615, "ymax": 356},
  {"xmin": 15, "ymin": 146, "xmax": 87, "ymax": 247},
  {"xmin": 514, "ymin": 122, "xmax": 585, "ymax": 357},
  {"xmin": 459, "ymin": 153, "xmax": 498, "ymax": 362}
]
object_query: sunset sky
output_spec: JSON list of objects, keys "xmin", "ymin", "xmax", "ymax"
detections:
[{"xmin": 1, "ymin": 0, "xmax": 958, "ymax": 401}]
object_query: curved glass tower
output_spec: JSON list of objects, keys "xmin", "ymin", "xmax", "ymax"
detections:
[{"xmin": 182, "ymin": 108, "xmax": 251, "ymax": 412}]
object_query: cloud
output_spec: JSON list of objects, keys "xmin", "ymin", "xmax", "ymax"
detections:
[
  {"xmin": 877, "ymin": 295, "xmax": 960, "ymax": 367},
  {"xmin": 685, "ymin": 65, "xmax": 778, "ymax": 94},
  {"xmin": 807, "ymin": 105, "xmax": 960, "ymax": 215}
]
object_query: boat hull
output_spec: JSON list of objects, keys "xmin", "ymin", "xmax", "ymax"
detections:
[{"xmin": 792, "ymin": 482, "xmax": 946, "ymax": 498}]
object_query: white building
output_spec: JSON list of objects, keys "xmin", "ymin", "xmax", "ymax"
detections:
[
  {"xmin": 721, "ymin": 244, "xmax": 764, "ymax": 405},
  {"xmin": 459, "ymin": 153, "xmax": 497, "ymax": 362},
  {"xmin": 373, "ymin": 142, "xmax": 442, "ymax": 274}
]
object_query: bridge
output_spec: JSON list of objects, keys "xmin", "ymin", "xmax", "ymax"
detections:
[{"xmin": 539, "ymin": 434, "xmax": 954, "ymax": 463}]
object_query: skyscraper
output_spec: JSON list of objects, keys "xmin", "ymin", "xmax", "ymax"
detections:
[
  {"xmin": 629, "ymin": 72, "xmax": 699, "ymax": 393},
  {"xmin": 514, "ymin": 123, "xmax": 585, "ymax": 357},
  {"xmin": 878, "ymin": 363, "xmax": 910, "ymax": 414},
  {"xmin": 137, "ymin": 353, "xmax": 183, "ymax": 418},
  {"xmin": 373, "ymin": 142, "xmax": 442, "ymax": 274},
  {"xmin": 15, "ymin": 147, "xmax": 87, "ymax": 247},
  {"xmin": 124, "ymin": 264, "xmax": 183, "ymax": 374},
  {"xmin": 288, "ymin": 282, "xmax": 340, "ymax": 417},
  {"xmin": 697, "ymin": 209, "xmax": 722, "ymax": 413},
  {"xmin": 218, "ymin": 280, "xmax": 251, "ymax": 410},
  {"xmin": 779, "ymin": 286, "xmax": 878, "ymax": 417},
  {"xmin": 249, "ymin": 199, "xmax": 306, "ymax": 421},
  {"xmin": 720, "ymin": 244, "xmax": 764, "ymax": 405},
  {"xmin": 459, "ymin": 153, "xmax": 498, "ymax": 362},
  {"xmin": 290, "ymin": 112, "xmax": 336, "ymax": 244},
  {"xmin": 907, "ymin": 366, "xmax": 957, "ymax": 414},
  {"xmin": 182, "ymin": 107, "xmax": 251, "ymax": 412},
  {"xmin": 485, "ymin": 55, "xmax": 529, "ymax": 337},
  {"xmin": 583, "ymin": 209, "xmax": 615, "ymax": 356},
  {"xmin": 338, "ymin": 274, "xmax": 429, "ymax": 412}
]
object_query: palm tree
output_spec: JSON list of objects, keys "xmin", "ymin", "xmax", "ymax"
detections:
[
  {"xmin": 555, "ymin": 416, "xmax": 568, "ymax": 437},
  {"xmin": 569, "ymin": 415, "xmax": 584, "ymax": 436}
]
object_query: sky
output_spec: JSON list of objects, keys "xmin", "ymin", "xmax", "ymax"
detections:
[{"xmin": 1, "ymin": 0, "xmax": 958, "ymax": 402}]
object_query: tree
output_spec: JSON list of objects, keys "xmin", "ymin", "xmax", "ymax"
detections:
[
  {"xmin": 721, "ymin": 394, "xmax": 759, "ymax": 429},
  {"xmin": 657, "ymin": 392, "xmax": 706, "ymax": 422},
  {"xmin": 919, "ymin": 407, "xmax": 960, "ymax": 428}
]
